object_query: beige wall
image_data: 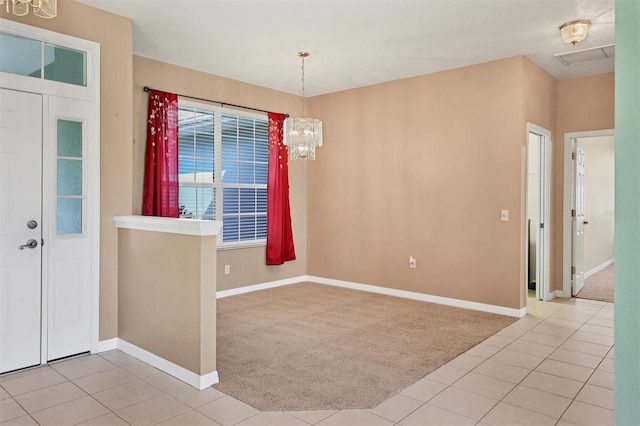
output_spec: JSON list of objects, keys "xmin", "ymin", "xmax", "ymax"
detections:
[
  {"xmin": 554, "ymin": 73, "xmax": 615, "ymax": 290},
  {"xmin": 523, "ymin": 58, "xmax": 558, "ymax": 133},
  {"xmin": 307, "ymin": 57, "xmax": 529, "ymax": 309},
  {"xmin": 1, "ymin": 1, "xmax": 133, "ymax": 340},
  {"xmin": 132, "ymin": 56, "xmax": 307, "ymax": 291},
  {"xmin": 581, "ymin": 136, "xmax": 615, "ymax": 273},
  {"xmin": 5, "ymin": 0, "xmax": 616, "ymax": 332},
  {"xmin": 118, "ymin": 229, "xmax": 216, "ymax": 374}
]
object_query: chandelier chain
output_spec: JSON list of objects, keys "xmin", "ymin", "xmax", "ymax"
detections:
[{"xmin": 301, "ymin": 54, "xmax": 306, "ymax": 118}]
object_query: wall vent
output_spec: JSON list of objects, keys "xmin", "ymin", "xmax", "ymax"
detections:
[{"xmin": 555, "ymin": 44, "xmax": 615, "ymax": 66}]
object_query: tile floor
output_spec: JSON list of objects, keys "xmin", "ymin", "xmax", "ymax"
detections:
[{"xmin": 0, "ymin": 297, "xmax": 614, "ymax": 426}]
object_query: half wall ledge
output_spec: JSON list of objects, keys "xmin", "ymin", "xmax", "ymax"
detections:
[
  {"xmin": 113, "ymin": 215, "xmax": 222, "ymax": 236},
  {"xmin": 114, "ymin": 215, "xmax": 222, "ymax": 389}
]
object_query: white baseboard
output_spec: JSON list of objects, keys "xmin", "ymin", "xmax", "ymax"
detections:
[
  {"xmin": 216, "ymin": 276, "xmax": 306, "ymax": 299},
  {"xmin": 217, "ymin": 274, "xmax": 527, "ymax": 317},
  {"xmin": 117, "ymin": 339, "xmax": 218, "ymax": 390},
  {"xmin": 552, "ymin": 290, "xmax": 566, "ymax": 299},
  {"xmin": 306, "ymin": 276, "xmax": 527, "ymax": 318},
  {"xmin": 584, "ymin": 258, "xmax": 614, "ymax": 280},
  {"xmin": 100, "ymin": 276, "xmax": 527, "ymax": 390},
  {"xmin": 96, "ymin": 338, "xmax": 118, "ymax": 353}
]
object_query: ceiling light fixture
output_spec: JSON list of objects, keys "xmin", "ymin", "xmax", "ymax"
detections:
[
  {"xmin": 559, "ymin": 20, "xmax": 590, "ymax": 45},
  {"xmin": 284, "ymin": 52, "xmax": 323, "ymax": 161},
  {"xmin": 0, "ymin": 0, "xmax": 56, "ymax": 18}
]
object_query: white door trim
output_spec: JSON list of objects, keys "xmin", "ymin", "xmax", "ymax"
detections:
[
  {"xmin": 526, "ymin": 123, "xmax": 552, "ymax": 304},
  {"xmin": 0, "ymin": 19, "xmax": 101, "ymax": 361},
  {"xmin": 562, "ymin": 129, "xmax": 615, "ymax": 298}
]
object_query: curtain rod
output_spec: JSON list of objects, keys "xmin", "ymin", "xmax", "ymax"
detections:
[{"xmin": 143, "ymin": 86, "xmax": 288, "ymax": 117}]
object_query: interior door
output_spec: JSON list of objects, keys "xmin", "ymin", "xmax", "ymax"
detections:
[
  {"xmin": 573, "ymin": 140, "xmax": 586, "ymax": 295},
  {"xmin": 530, "ymin": 132, "xmax": 546, "ymax": 301},
  {"xmin": 0, "ymin": 89, "xmax": 43, "ymax": 374}
]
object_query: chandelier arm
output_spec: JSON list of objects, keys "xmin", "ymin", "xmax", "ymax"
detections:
[{"xmin": 7, "ymin": 0, "xmax": 55, "ymax": 17}]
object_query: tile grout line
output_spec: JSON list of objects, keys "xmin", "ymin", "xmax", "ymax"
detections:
[
  {"xmin": 31, "ymin": 359, "xmax": 124, "ymax": 425},
  {"xmin": 374, "ymin": 390, "xmax": 444, "ymax": 425},
  {"xmin": 83, "ymin": 390, "xmax": 132, "ymax": 425},
  {"xmin": 479, "ymin": 400, "xmax": 558, "ymax": 425},
  {"xmin": 23, "ymin": 381, "xmax": 90, "ymax": 418},
  {"xmin": 460, "ymin": 300, "xmax": 614, "ymax": 424},
  {"xmin": 519, "ymin": 302, "xmax": 614, "ymax": 423},
  {"xmin": 4, "ymin": 390, "xmax": 41, "ymax": 426}
]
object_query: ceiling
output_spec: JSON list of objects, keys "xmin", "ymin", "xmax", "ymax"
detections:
[{"xmin": 77, "ymin": 0, "xmax": 615, "ymax": 97}]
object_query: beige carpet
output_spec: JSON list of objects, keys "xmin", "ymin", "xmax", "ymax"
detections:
[
  {"xmin": 214, "ymin": 283, "xmax": 516, "ymax": 411},
  {"xmin": 577, "ymin": 263, "xmax": 615, "ymax": 303}
]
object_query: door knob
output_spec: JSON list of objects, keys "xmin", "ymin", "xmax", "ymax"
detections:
[{"xmin": 18, "ymin": 239, "xmax": 38, "ymax": 250}]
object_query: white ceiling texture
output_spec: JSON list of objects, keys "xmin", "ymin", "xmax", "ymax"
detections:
[{"xmin": 79, "ymin": 0, "xmax": 615, "ymax": 97}]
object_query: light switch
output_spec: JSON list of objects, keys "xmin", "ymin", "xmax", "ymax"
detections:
[{"xmin": 501, "ymin": 210, "xmax": 509, "ymax": 221}]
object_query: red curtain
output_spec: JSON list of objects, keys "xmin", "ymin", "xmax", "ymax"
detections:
[
  {"xmin": 266, "ymin": 113, "xmax": 296, "ymax": 265},
  {"xmin": 142, "ymin": 90, "xmax": 179, "ymax": 217}
]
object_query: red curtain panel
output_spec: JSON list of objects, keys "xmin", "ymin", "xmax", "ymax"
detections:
[
  {"xmin": 266, "ymin": 112, "xmax": 296, "ymax": 265},
  {"xmin": 142, "ymin": 90, "xmax": 179, "ymax": 217}
]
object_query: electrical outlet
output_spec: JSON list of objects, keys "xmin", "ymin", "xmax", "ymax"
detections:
[
  {"xmin": 409, "ymin": 256, "xmax": 417, "ymax": 269},
  {"xmin": 224, "ymin": 265, "xmax": 231, "ymax": 275}
]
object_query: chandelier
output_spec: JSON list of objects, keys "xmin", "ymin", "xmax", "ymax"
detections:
[
  {"xmin": 0, "ymin": 0, "xmax": 56, "ymax": 18},
  {"xmin": 559, "ymin": 20, "xmax": 590, "ymax": 45},
  {"xmin": 284, "ymin": 52, "xmax": 323, "ymax": 161}
]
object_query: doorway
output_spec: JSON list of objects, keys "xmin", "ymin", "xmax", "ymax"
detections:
[
  {"xmin": 0, "ymin": 19, "xmax": 100, "ymax": 374},
  {"xmin": 526, "ymin": 123, "xmax": 551, "ymax": 303},
  {"xmin": 563, "ymin": 130, "xmax": 615, "ymax": 299}
]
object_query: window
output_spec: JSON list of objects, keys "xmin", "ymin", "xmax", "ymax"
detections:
[
  {"xmin": 57, "ymin": 119, "xmax": 84, "ymax": 234},
  {"xmin": 0, "ymin": 31, "xmax": 87, "ymax": 87},
  {"xmin": 178, "ymin": 102, "xmax": 268, "ymax": 247}
]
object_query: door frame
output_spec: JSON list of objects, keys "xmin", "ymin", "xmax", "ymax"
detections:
[
  {"xmin": 525, "ymin": 123, "xmax": 552, "ymax": 303},
  {"xmin": 562, "ymin": 129, "xmax": 615, "ymax": 297},
  {"xmin": 0, "ymin": 19, "xmax": 101, "ymax": 360}
]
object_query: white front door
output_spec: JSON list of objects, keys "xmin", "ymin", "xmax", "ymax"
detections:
[
  {"xmin": 46, "ymin": 96, "xmax": 93, "ymax": 361},
  {"xmin": 0, "ymin": 89, "xmax": 94, "ymax": 372},
  {"xmin": 573, "ymin": 141, "xmax": 586, "ymax": 295},
  {"xmin": 0, "ymin": 89, "xmax": 43, "ymax": 373}
]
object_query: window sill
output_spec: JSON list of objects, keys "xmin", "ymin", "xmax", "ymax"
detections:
[{"xmin": 217, "ymin": 240, "xmax": 266, "ymax": 251}]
